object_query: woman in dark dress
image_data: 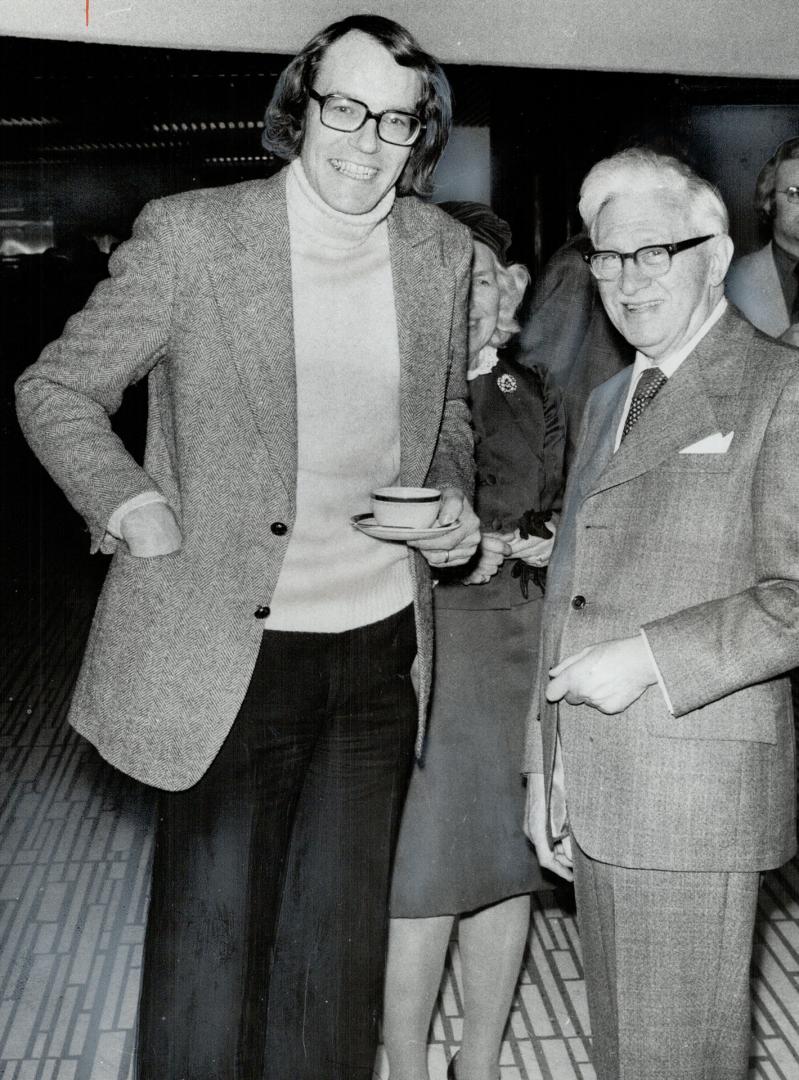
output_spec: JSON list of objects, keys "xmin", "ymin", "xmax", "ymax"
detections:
[{"xmin": 383, "ymin": 204, "xmax": 566, "ymax": 1080}]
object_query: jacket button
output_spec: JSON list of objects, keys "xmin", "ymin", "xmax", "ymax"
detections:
[
  {"xmin": 571, "ymin": 595, "xmax": 586, "ymax": 610},
  {"xmin": 271, "ymin": 522, "xmax": 288, "ymax": 536},
  {"xmin": 254, "ymin": 605, "xmax": 271, "ymax": 618}
]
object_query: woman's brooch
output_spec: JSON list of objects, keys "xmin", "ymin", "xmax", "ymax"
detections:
[{"xmin": 497, "ymin": 373, "xmax": 517, "ymax": 394}]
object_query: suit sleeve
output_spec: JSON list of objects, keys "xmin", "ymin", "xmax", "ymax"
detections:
[
  {"xmin": 15, "ymin": 199, "xmax": 177, "ymax": 551},
  {"xmin": 643, "ymin": 368, "xmax": 799, "ymax": 715},
  {"xmin": 517, "ymin": 243, "xmax": 593, "ymax": 381},
  {"xmin": 425, "ymin": 236, "xmax": 475, "ymax": 498}
]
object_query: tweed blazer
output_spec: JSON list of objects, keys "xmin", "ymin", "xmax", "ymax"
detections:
[
  {"xmin": 526, "ymin": 307, "xmax": 799, "ymax": 872},
  {"xmin": 16, "ymin": 169, "xmax": 474, "ymax": 791},
  {"xmin": 726, "ymin": 241, "xmax": 791, "ymax": 338}
]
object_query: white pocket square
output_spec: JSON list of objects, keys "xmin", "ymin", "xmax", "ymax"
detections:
[{"xmin": 679, "ymin": 431, "xmax": 734, "ymax": 454}]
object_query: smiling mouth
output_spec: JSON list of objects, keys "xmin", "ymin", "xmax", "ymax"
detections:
[
  {"xmin": 623, "ymin": 299, "xmax": 663, "ymax": 313},
  {"xmin": 330, "ymin": 159, "xmax": 378, "ymax": 181}
]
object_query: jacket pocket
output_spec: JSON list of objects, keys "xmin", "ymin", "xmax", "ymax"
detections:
[{"xmin": 643, "ymin": 679, "xmax": 784, "ymax": 745}]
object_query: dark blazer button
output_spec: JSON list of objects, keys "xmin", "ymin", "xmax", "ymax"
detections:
[
  {"xmin": 254, "ymin": 605, "xmax": 271, "ymax": 618},
  {"xmin": 271, "ymin": 522, "xmax": 288, "ymax": 536},
  {"xmin": 571, "ymin": 595, "xmax": 586, "ymax": 610}
]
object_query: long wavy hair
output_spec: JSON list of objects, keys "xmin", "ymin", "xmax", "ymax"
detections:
[{"xmin": 261, "ymin": 14, "xmax": 452, "ymax": 198}]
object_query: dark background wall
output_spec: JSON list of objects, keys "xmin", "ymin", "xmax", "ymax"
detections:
[
  {"xmin": 2, "ymin": 38, "xmax": 797, "ymax": 277},
  {"xmin": 1, "ymin": 36, "xmax": 797, "ymax": 471},
  {"xmin": 0, "ymin": 31, "xmax": 796, "ymax": 705}
]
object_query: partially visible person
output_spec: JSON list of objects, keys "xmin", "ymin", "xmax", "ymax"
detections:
[
  {"xmin": 518, "ymin": 233, "xmax": 633, "ymax": 465},
  {"xmin": 15, "ymin": 15, "xmax": 479, "ymax": 1080},
  {"xmin": 726, "ymin": 135, "xmax": 799, "ymax": 341},
  {"xmin": 526, "ymin": 147, "xmax": 799, "ymax": 1080},
  {"xmin": 384, "ymin": 202, "xmax": 565, "ymax": 1080}
]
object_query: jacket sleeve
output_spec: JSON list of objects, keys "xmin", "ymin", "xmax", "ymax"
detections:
[
  {"xmin": 15, "ymin": 198, "xmax": 177, "ymax": 552},
  {"xmin": 425, "ymin": 236, "xmax": 475, "ymax": 498},
  {"xmin": 643, "ymin": 368, "xmax": 799, "ymax": 715}
]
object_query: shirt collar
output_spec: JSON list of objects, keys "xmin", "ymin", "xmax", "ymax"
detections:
[{"xmin": 466, "ymin": 344, "xmax": 500, "ymax": 381}]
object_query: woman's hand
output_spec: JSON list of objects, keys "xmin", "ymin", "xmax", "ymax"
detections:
[
  {"xmin": 507, "ymin": 520, "xmax": 556, "ymax": 567},
  {"xmin": 462, "ymin": 531, "xmax": 514, "ymax": 584}
]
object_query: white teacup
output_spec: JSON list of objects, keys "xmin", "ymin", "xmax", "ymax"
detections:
[{"xmin": 371, "ymin": 487, "xmax": 442, "ymax": 529}]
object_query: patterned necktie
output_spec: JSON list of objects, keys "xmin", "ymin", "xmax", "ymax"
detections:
[
  {"xmin": 791, "ymin": 263, "xmax": 799, "ymax": 325},
  {"xmin": 621, "ymin": 367, "xmax": 668, "ymax": 441}
]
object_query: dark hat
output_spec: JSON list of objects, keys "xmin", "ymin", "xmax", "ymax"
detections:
[{"xmin": 438, "ymin": 200, "xmax": 513, "ymax": 265}]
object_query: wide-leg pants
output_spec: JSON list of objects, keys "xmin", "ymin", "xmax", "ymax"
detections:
[
  {"xmin": 573, "ymin": 840, "xmax": 760, "ymax": 1080},
  {"xmin": 136, "ymin": 606, "xmax": 418, "ymax": 1080}
]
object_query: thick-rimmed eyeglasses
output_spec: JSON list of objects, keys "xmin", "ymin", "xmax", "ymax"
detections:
[
  {"xmin": 776, "ymin": 186, "xmax": 799, "ymax": 204},
  {"xmin": 308, "ymin": 89, "xmax": 424, "ymax": 147},
  {"xmin": 583, "ymin": 234, "xmax": 716, "ymax": 281}
]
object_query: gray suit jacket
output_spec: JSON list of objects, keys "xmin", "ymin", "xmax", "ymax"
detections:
[
  {"xmin": 16, "ymin": 169, "xmax": 474, "ymax": 790},
  {"xmin": 526, "ymin": 307, "xmax": 799, "ymax": 872},
  {"xmin": 726, "ymin": 241, "xmax": 791, "ymax": 337}
]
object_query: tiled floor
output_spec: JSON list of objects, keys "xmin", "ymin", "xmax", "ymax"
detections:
[{"xmin": 1, "ymin": 557, "xmax": 799, "ymax": 1079}]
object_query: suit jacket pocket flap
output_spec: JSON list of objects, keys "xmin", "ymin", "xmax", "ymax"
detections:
[{"xmin": 643, "ymin": 682, "xmax": 781, "ymax": 745}]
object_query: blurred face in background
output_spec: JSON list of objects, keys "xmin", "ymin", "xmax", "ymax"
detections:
[
  {"xmin": 468, "ymin": 240, "xmax": 501, "ymax": 356},
  {"xmin": 772, "ymin": 158, "xmax": 799, "ymax": 257}
]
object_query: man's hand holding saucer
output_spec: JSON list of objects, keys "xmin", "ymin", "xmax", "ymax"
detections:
[{"xmin": 408, "ymin": 486, "xmax": 481, "ymax": 568}]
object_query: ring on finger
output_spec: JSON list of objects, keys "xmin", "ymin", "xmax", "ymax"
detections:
[{"xmin": 442, "ymin": 550, "xmax": 450, "ymax": 564}]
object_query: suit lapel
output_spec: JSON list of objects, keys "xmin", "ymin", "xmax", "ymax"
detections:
[
  {"xmin": 571, "ymin": 371, "xmax": 629, "ymax": 499},
  {"xmin": 584, "ymin": 311, "xmax": 748, "ymax": 498},
  {"xmin": 389, "ymin": 204, "xmax": 452, "ymax": 486},
  {"xmin": 206, "ymin": 173, "xmax": 297, "ymax": 502}
]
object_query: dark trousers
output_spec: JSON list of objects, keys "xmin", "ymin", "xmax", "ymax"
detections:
[{"xmin": 136, "ymin": 606, "xmax": 418, "ymax": 1080}]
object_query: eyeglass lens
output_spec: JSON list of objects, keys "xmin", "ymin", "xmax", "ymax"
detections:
[
  {"xmin": 590, "ymin": 246, "xmax": 671, "ymax": 280},
  {"xmin": 320, "ymin": 96, "xmax": 419, "ymax": 145}
]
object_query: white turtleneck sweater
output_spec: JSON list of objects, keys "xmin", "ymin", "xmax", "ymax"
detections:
[
  {"xmin": 265, "ymin": 160, "xmax": 413, "ymax": 631},
  {"xmin": 108, "ymin": 160, "xmax": 413, "ymax": 632}
]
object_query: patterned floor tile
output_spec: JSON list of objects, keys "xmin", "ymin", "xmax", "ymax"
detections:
[{"xmin": 2, "ymin": 586, "xmax": 799, "ymax": 1078}]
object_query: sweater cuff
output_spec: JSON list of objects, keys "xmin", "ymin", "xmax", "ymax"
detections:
[{"xmin": 106, "ymin": 490, "xmax": 169, "ymax": 539}]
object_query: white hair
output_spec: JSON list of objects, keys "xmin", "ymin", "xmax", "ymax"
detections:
[
  {"xmin": 578, "ymin": 148, "xmax": 729, "ymax": 241},
  {"xmin": 491, "ymin": 258, "xmax": 531, "ymax": 347}
]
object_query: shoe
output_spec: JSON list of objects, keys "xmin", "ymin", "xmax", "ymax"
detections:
[{"xmin": 447, "ymin": 1052, "xmax": 459, "ymax": 1080}]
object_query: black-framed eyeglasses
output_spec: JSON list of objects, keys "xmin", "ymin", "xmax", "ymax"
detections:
[
  {"xmin": 776, "ymin": 186, "xmax": 799, "ymax": 204},
  {"xmin": 308, "ymin": 89, "xmax": 424, "ymax": 147},
  {"xmin": 583, "ymin": 234, "xmax": 716, "ymax": 281}
]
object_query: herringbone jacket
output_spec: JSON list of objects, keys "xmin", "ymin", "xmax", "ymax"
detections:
[{"xmin": 16, "ymin": 168, "xmax": 474, "ymax": 790}]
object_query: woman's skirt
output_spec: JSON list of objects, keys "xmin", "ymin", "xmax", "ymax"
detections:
[{"xmin": 390, "ymin": 595, "xmax": 546, "ymax": 917}]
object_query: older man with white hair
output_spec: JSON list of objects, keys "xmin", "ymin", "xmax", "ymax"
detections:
[{"xmin": 525, "ymin": 148, "xmax": 799, "ymax": 1079}]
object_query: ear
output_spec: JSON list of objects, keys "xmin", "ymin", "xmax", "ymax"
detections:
[{"xmin": 709, "ymin": 234, "xmax": 734, "ymax": 287}]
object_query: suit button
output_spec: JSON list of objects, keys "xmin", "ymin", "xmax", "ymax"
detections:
[
  {"xmin": 271, "ymin": 522, "xmax": 288, "ymax": 536},
  {"xmin": 571, "ymin": 595, "xmax": 586, "ymax": 610},
  {"xmin": 254, "ymin": 605, "xmax": 271, "ymax": 619}
]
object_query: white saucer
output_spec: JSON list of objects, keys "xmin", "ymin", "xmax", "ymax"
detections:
[{"xmin": 350, "ymin": 514, "xmax": 459, "ymax": 542}]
